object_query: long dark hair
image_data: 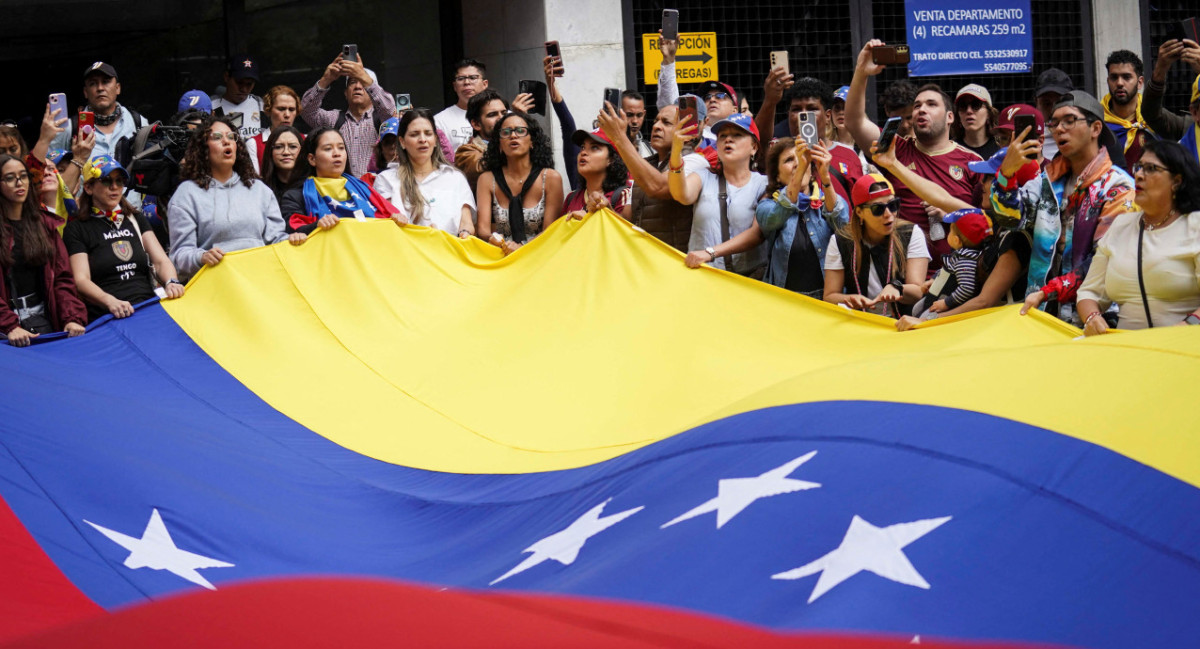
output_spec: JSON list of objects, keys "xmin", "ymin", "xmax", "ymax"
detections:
[
  {"xmin": 179, "ymin": 115, "xmax": 257, "ymax": 188},
  {"xmin": 589, "ymin": 141, "xmax": 629, "ymax": 194},
  {"xmin": 0, "ymin": 155, "xmax": 55, "ymax": 267},
  {"xmin": 292, "ymin": 127, "xmax": 345, "ymax": 180},
  {"xmin": 260, "ymin": 125, "xmax": 305, "ymax": 194},
  {"xmin": 1142, "ymin": 139, "xmax": 1200, "ymax": 214},
  {"xmin": 762, "ymin": 137, "xmax": 795, "ymax": 200},
  {"xmin": 482, "ymin": 111, "xmax": 554, "ymax": 172}
]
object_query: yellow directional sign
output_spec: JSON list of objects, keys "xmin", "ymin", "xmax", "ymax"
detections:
[{"xmin": 642, "ymin": 32, "xmax": 719, "ymax": 85}]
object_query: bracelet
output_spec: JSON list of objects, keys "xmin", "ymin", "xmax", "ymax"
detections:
[
  {"xmin": 166, "ymin": 279, "xmax": 182, "ymax": 286},
  {"xmin": 1084, "ymin": 311, "xmax": 1102, "ymax": 325},
  {"xmin": 71, "ymin": 159, "xmax": 85, "ymax": 169},
  {"xmin": 458, "ymin": 229, "xmax": 472, "ymax": 237},
  {"xmin": 1184, "ymin": 313, "xmax": 1200, "ymax": 326},
  {"xmin": 669, "ymin": 164, "xmax": 683, "ymax": 173}
]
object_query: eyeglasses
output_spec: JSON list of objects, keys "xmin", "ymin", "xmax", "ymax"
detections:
[
  {"xmin": 454, "ymin": 74, "xmax": 483, "ymax": 83},
  {"xmin": 272, "ymin": 142, "xmax": 301, "ymax": 152},
  {"xmin": 862, "ymin": 198, "xmax": 901, "ymax": 216},
  {"xmin": 1, "ymin": 172, "xmax": 30, "ymax": 186},
  {"xmin": 98, "ymin": 176, "xmax": 126, "ymax": 188},
  {"xmin": 703, "ymin": 92, "xmax": 730, "ymax": 102},
  {"xmin": 207, "ymin": 131, "xmax": 240, "ymax": 142},
  {"xmin": 956, "ymin": 99, "xmax": 985, "ymax": 112},
  {"xmin": 1046, "ymin": 115, "xmax": 1086, "ymax": 130},
  {"xmin": 1132, "ymin": 161, "xmax": 1169, "ymax": 175},
  {"xmin": 500, "ymin": 126, "xmax": 529, "ymax": 138}
]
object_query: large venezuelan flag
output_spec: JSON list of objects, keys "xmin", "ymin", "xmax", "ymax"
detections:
[{"xmin": 0, "ymin": 212, "xmax": 1197, "ymax": 647}]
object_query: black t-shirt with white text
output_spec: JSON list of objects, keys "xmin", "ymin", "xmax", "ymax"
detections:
[{"xmin": 63, "ymin": 213, "xmax": 154, "ymax": 321}]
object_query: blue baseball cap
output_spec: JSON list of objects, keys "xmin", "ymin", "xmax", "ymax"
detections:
[
  {"xmin": 710, "ymin": 112, "xmax": 760, "ymax": 142},
  {"xmin": 178, "ymin": 90, "xmax": 213, "ymax": 114},
  {"xmin": 47, "ymin": 149, "xmax": 72, "ymax": 166},
  {"xmin": 378, "ymin": 117, "xmax": 400, "ymax": 144},
  {"xmin": 968, "ymin": 147, "xmax": 1007, "ymax": 175},
  {"xmin": 84, "ymin": 155, "xmax": 128, "ymax": 181},
  {"xmin": 834, "ymin": 86, "xmax": 850, "ymax": 102}
]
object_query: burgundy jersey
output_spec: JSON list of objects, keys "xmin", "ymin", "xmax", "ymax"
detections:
[{"xmin": 879, "ymin": 136, "xmax": 983, "ymax": 266}]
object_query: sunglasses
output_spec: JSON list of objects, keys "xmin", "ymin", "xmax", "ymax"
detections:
[
  {"xmin": 862, "ymin": 198, "xmax": 901, "ymax": 216},
  {"xmin": 703, "ymin": 92, "xmax": 730, "ymax": 102},
  {"xmin": 956, "ymin": 99, "xmax": 985, "ymax": 112},
  {"xmin": 98, "ymin": 176, "xmax": 126, "ymax": 188}
]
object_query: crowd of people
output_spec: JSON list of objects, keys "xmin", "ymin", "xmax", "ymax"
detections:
[{"xmin": 2, "ymin": 32, "xmax": 1200, "ymax": 347}]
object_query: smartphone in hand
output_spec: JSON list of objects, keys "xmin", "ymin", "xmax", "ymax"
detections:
[
  {"xmin": 871, "ymin": 44, "xmax": 910, "ymax": 65},
  {"xmin": 545, "ymin": 41, "xmax": 563, "ymax": 76},
  {"xmin": 342, "ymin": 43, "xmax": 358, "ymax": 62},
  {"xmin": 770, "ymin": 51, "xmax": 789, "ymax": 75},
  {"xmin": 677, "ymin": 96, "xmax": 698, "ymax": 130},
  {"xmin": 797, "ymin": 111, "xmax": 820, "ymax": 146},
  {"xmin": 876, "ymin": 116, "xmax": 902, "ymax": 151},
  {"xmin": 1012, "ymin": 114, "xmax": 1038, "ymax": 158},
  {"xmin": 604, "ymin": 87, "xmax": 622, "ymax": 111},
  {"xmin": 77, "ymin": 110, "xmax": 95, "ymax": 137},
  {"xmin": 49, "ymin": 93, "xmax": 68, "ymax": 121},
  {"xmin": 661, "ymin": 9, "xmax": 679, "ymax": 41},
  {"xmin": 519, "ymin": 80, "xmax": 548, "ymax": 116}
]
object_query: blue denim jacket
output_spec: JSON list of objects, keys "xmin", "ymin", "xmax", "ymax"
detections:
[{"xmin": 756, "ymin": 190, "xmax": 848, "ymax": 294}]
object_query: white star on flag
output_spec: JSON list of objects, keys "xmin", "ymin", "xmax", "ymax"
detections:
[
  {"xmin": 85, "ymin": 508, "xmax": 234, "ymax": 590},
  {"xmin": 772, "ymin": 514, "xmax": 951, "ymax": 603},
  {"xmin": 490, "ymin": 499, "xmax": 643, "ymax": 586},
  {"xmin": 661, "ymin": 451, "xmax": 821, "ymax": 529}
]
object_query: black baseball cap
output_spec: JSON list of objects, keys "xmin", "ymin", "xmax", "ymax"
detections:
[
  {"xmin": 228, "ymin": 55, "xmax": 260, "ymax": 81},
  {"xmin": 1052, "ymin": 91, "xmax": 1118, "ymax": 149},
  {"xmin": 83, "ymin": 61, "xmax": 118, "ymax": 81},
  {"xmin": 1035, "ymin": 68, "xmax": 1073, "ymax": 97}
]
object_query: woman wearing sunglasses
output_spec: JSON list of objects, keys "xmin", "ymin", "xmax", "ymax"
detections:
[
  {"xmin": 63, "ymin": 156, "xmax": 185, "ymax": 323},
  {"xmin": 0, "ymin": 154, "xmax": 86, "ymax": 346},
  {"xmin": 168, "ymin": 116, "xmax": 302, "ymax": 282},
  {"xmin": 1074, "ymin": 140, "xmax": 1200, "ymax": 334},
  {"xmin": 823, "ymin": 174, "xmax": 929, "ymax": 317},
  {"xmin": 476, "ymin": 111, "xmax": 564, "ymax": 254}
]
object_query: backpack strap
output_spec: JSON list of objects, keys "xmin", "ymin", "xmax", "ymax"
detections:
[
  {"xmin": 333, "ymin": 110, "xmax": 348, "ymax": 132},
  {"xmin": 717, "ymin": 174, "xmax": 735, "ymax": 272}
]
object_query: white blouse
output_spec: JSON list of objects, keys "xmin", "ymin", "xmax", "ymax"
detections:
[
  {"xmin": 1078, "ymin": 210, "xmax": 1200, "ymax": 329},
  {"xmin": 374, "ymin": 164, "xmax": 477, "ymax": 234}
]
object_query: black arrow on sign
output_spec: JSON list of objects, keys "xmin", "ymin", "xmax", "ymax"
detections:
[{"xmin": 676, "ymin": 52, "xmax": 714, "ymax": 64}]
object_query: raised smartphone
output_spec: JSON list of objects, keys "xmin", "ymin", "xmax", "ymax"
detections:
[
  {"xmin": 661, "ymin": 9, "xmax": 679, "ymax": 41},
  {"xmin": 770, "ymin": 50, "xmax": 789, "ymax": 75},
  {"xmin": 604, "ymin": 87, "xmax": 621, "ymax": 111},
  {"xmin": 876, "ymin": 116, "xmax": 902, "ymax": 151},
  {"xmin": 395, "ymin": 93, "xmax": 413, "ymax": 113},
  {"xmin": 342, "ymin": 43, "xmax": 358, "ymax": 62},
  {"xmin": 797, "ymin": 110, "xmax": 819, "ymax": 146},
  {"xmin": 872, "ymin": 44, "xmax": 911, "ymax": 66},
  {"xmin": 49, "ymin": 93, "xmax": 68, "ymax": 121},
  {"xmin": 1013, "ymin": 114, "xmax": 1038, "ymax": 158},
  {"xmin": 518, "ymin": 80, "xmax": 547, "ymax": 116},
  {"xmin": 545, "ymin": 41, "xmax": 563, "ymax": 76},
  {"xmin": 77, "ymin": 110, "xmax": 95, "ymax": 137},
  {"xmin": 677, "ymin": 96, "xmax": 698, "ymax": 129}
]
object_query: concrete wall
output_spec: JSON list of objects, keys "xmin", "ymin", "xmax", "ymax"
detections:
[
  {"xmin": 1091, "ymin": 0, "xmax": 1143, "ymax": 97},
  {"xmin": 461, "ymin": 0, "xmax": 626, "ymax": 193}
]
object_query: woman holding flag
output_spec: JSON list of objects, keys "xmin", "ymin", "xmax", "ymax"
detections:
[{"xmin": 279, "ymin": 127, "xmax": 398, "ymax": 235}]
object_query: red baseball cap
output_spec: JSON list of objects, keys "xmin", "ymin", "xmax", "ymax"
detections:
[
  {"xmin": 571, "ymin": 128, "xmax": 614, "ymax": 148},
  {"xmin": 996, "ymin": 104, "xmax": 1044, "ymax": 135},
  {"xmin": 699, "ymin": 81, "xmax": 738, "ymax": 104},
  {"xmin": 943, "ymin": 209, "xmax": 993, "ymax": 247},
  {"xmin": 851, "ymin": 173, "xmax": 894, "ymax": 207}
]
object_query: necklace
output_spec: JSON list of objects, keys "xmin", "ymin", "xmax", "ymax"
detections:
[{"xmin": 1143, "ymin": 209, "xmax": 1179, "ymax": 231}]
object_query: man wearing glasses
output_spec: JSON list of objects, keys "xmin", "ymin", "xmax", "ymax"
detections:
[
  {"xmin": 994, "ymin": 91, "xmax": 1136, "ymax": 324},
  {"xmin": 436, "ymin": 59, "xmax": 490, "ymax": 151},
  {"xmin": 300, "ymin": 51, "xmax": 395, "ymax": 177}
]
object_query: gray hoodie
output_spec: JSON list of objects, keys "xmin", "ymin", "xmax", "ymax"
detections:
[{"xmin": 168, "ymin": 173, "xmax": 286, "ymax": 281}]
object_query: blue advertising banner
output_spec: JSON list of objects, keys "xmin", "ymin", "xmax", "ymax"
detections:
[{"xmin": 904, "ymin": 0, "xmax": 1033, "ymax": 77}]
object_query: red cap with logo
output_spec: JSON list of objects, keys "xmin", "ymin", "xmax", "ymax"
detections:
[
  {"xmin": 996, "ymin": 104, "xmax": 1044, "ymax": 135},
  {"xmin": 851, "ymin": 173, "xmax": 895, "ymax": 207}
]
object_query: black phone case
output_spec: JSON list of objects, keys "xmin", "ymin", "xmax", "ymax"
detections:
[
  {"xmin": 604, "ymin": 88, "xmax": 621, "ymax": 110},
  {"xmin": 661, "ymin": 10, "xmax": 679, "ymax": 41},
  {"xmin": 519, "ymin": 80, "xmax": 548, "ymax": 116}
]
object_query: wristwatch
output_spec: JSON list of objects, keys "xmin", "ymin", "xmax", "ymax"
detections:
[
  {"xmin": 705, "ymin": 246, "xmax": 717, "ymax": 261},
  {"xmin": 1185, "ymin": 313, "xmax": 1200, "ymax": 326},
  {"xmin": 890, "ymin": 279, "xmax": 905, "ymax": 292},
  {"xmin": 166, "ymin": 279, "xmax": 183, "ymax": 286}
]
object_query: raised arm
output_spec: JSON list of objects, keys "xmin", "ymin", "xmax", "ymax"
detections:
[
  {"xmin": 846, "ymin": 40, "xmax": 888, "ymax": 154},
  {"xmin": 656, "ymin": 34, "xmax": 679, "ymax": 109},
  {"xmin": 667, "ymin": 116, "xmax": 703, "ymax": 205},
  {"xmin": 299, "ymin": 56, "xmax": 346, "ymax": 129},
  {"xmin": 597, "ymin": 103, "xmax": 671, "ymax": 199},
  {"xmin": 871, "ymin": 140, "xmax": 972, "ymax": 213}
]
